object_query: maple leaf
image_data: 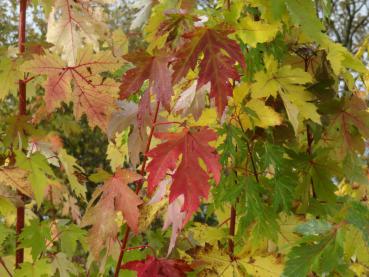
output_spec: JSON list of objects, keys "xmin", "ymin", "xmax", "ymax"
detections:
[
  {"xmin": 108, "ymin": 100, "xmax": 168, "ymax": 166},
  {"xmin": 61, "ymin": 194, "xmax": 81, "ymax": 224},
  {"xmin": 0, "ymin": 167, "xmax": 33, "ymax": 198},
  {"xmin": 82, "ymin": 169, "xmax": 142, "ymax": 257},
  {"xmin": 163, "ymin": 195, "xmax": 186, "ymax": 255},
  {"xmin": 119, "ymin": 50, "xmax": 173, "ymax": 110},
  {"xmin": 233, "ymin": 84, "xmax": 282, "ymax": 129},
  {"xmin": 15, "ymin": 150, "xmax": 56, "ymax": 206},
  {"xmin": 189, "ymin": 244, "xmax": 284, "ymax": 276},
  {"xmin": 146, "ymin": 127, "xmax": 221, "ymax": 222},
  {"xmin": 250, "ymin": 55, "xmax": 320, "ymax": 133},
  {"xmin": 0, "ymin": 55, "xmax": 23, "ymax": 100},
  {"xmin": 123, "ymin": 255, "xmax": 192, "ymax": 277},
  {"xmin": 324, "ymin": 95, "xmax": 369, "ymax": 157},
  {"xmin": 106, "ymin": 129, "xmax": 129, "ymax": 170},
  {"xmin": 22, "ymin": 47, "xmax": 121, "ymax": 131},
  {"xmin": 47, "ymin": 0, "xmax": 109, "ymax": 65},
  {"xmin": 108, "ymin": 101, "xmax": 150, "ymax": 166},
  {"xmin": 58, "ymin": 149, "xmax": 86, "ymax": 200},
  {"xmin": 173, "ymin": 80, "xmax": 208, "ymax": 120},
  {"xmin": 14, "ymin": 258, "xmax": 52, "ymax": 277},
  {"xmin": 172, "ymin": 26, "xmax": 246, "ymax": 116},
  {"xmin": 102, "ymin": 169, "xmax": 143, "ymax": 233},
  {"xmin": 237, "ymin": 17, "xmax": 280, "ymax": 47},
  {"xmin": 52, "ymin": 253, "xmax": 78, "ymax": 277},
  {"xmin": 19, "ymin": 219, "xmax": 51, "ymax": 260}
]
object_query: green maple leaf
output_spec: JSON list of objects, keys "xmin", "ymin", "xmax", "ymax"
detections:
[
  {"xmin": 15, "ymin": 150, "xmax": 55, "ymax": 206},
  {"xmin": 59, "ymin": 224, "xmax": 87, "ymax": 257},
  {"xmin": 58, "ymin": 149, "xmax": 86, "ymax": 200},
  {"xmin": 19, "ymin": 219, "xmax": 51, "ymax": 261},
  {"xmin": 346, "ymin": 201, "xmax": 369, "ymax": 246},
  {"xmin": 269, "ymin": 174, "xmax": 296, "ymax": 212},
  {"xmin": 3, "ymin": 115, "xmax": 37, "ymax": 148},
  {"xmin": 237, "ymin": 177, "xmax": 279, "ymax": 246},
  {"xmin": 0, "ymin": 223, "xmax": 13, "ymax": 255},
  {"xmin": 14, "ymin": 258, "xmax": 52, "ymax": 277},
  {"xmin": 0, "ymin": 55, "xmax": 22, "ymax": 100},
  {"xmin": 287, "ymin": 148, "xmax": 339, "ymax": 211},
  {"xmin": 283, "ymin": 233, "xmax": 347, "ymax": 277},
  {"xmin": 343, "ymin": 153, "xmax": 369, "ymax": 185},
  {"xmin": 285, "ymin": 0, "xmax": 325, "ymax": 41}
]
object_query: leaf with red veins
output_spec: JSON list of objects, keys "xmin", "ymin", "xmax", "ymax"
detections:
[
  {"xmin": 102, "ymin": 169, "xmax": 143, "ymax": 233},
  {"xmin": 82, "ymin": 169, "xmax": 142, "ymax": 257},
  {"xmin": 172, "ymin": 26, "xmax": 245, "ymax": 116},
  {"xmin": 72, "ymin": 76, "xmax": 116, "ymax": 131},
  {"xmin": 22, "ymin": 52, "xmax": 72, "ymax": 111},
  {"xmin": 47, "ymin": 0, "xmax": 108, "ymax": 65},
  {"xmin": 123, "ymin": 255, "xmax": 192, "ymax": 277},
  {"xmin": 146, "ymin": 127, "xmax": 221, "ymax": 222},
  {"xmin": 120, "ymin": 50, "xmax": 174, "ymax": 110},
  {"xmin": 326, "ymin": 95, "xmax": 369, "ymax": 155},
  {"xmin": 22, "ymin": 47, "xmax": 122, "ymax": 131},
  {"xmin": 198, "ymin": 52, "xmax": 240, "ymax": 115}
]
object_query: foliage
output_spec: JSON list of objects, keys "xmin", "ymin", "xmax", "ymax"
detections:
[{"xmin": 0, "ymin": 0, "xmax": 368, "ymax": 277}]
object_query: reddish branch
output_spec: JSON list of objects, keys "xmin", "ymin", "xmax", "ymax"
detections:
[
  {"xmin": 15, "ymin": 0, "xmax": 28, "ymax": 269},
  {"xmin": 114, "ymin": 102, "xmax": 161, "ymax": 277},
  {"xmin": 228, "ymin": 206, "xmax": 236, "ymax": 257},
  {"xmin": 227, "ymin": 115, "xmax": 261, "ymax": 257}
]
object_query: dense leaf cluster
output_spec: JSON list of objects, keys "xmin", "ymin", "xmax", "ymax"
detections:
[{"xmin": 0, "ymin": 0, "xmax": 368, "ymax": 276}]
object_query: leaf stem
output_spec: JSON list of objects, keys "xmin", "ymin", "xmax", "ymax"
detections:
[
  {"xmin": 0, "ymin": 257, "xmax": 13, "ymax": 277},
  {"xmin": 237, "ymin": 115, "xmax": 259, "ymax": 183},
  {"xmin": 120, "ymin": 244, "xmax": 156, "ymax": 259},
  {"xmin": 153, "ymin": 121, "xmax": 182, "ymax": 127},
  {"xmin": 114, "ymin": 101, "xmax": 160, "ymax": 277}
]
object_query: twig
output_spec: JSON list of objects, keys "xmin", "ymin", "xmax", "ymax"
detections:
[
  {"xmin": 114, "ymin": 102, "xmax": 161, "ymax": 277},
  {"xmin": 0, "ymin": 257, "xmax": 13, "ymax": 277}
]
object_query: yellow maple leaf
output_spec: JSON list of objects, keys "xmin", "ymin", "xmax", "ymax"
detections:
[
  {"xmin": 191, "ymin": 244, "xmax": 284, "ymax": 277},
  {"xmin": 186, "ymin": 223, "xmax": 228, "ymax": 247},
  {"xmin": 237, "ymin": 17, "xmax": 280, "ymax": 47},
  {"xmin": 233, "ymin": 82, "xmax": 282, "ymax": 130},
  {"xmin": 106, "ymin": 130, "xmax": 129, "ymax": 171},
  {"xmin": 250, "ymin": 55, "xmax": 320, "ymax": 133},
  {"xmin": 240, "ymin": 99, "xmax": 283, "ymax": 130}
]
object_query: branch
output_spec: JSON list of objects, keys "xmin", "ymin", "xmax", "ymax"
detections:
[
  {"xmin": 114, "ymin": 101, "xmax": 161, "ymax": 277},
  {"xmin": 228, "ymin": 206, "xmax": 236, "ymax": 258},
  {"xmin": 16, "ymin": 0, "xmax": 28, "ymax": 269}
]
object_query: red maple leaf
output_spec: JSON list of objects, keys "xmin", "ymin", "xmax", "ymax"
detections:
[
  {"xmin": 146, "ymin": 127, "xmax": 221, "ymax": 222},
  {"xmin": 81, "ymin": 169, "xmax": 142, "ymax": 257},
  {"xmin": 123, "ymin": 256, "xmax": 192, "ymax": 277},
  {"xmin": 172, "ymin": 26, "xmax": 246, "ymax": 116},
  {"xmin": 101, "ymin": 169, "xmax": 143, "ymax": 234},
  {"xmin": 120, "ymin": 50, "xmax": 173, "ymax": 110},
  {"xmin": 22, "ymin": 48, "xmax": 121, "ymax": 131}
]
